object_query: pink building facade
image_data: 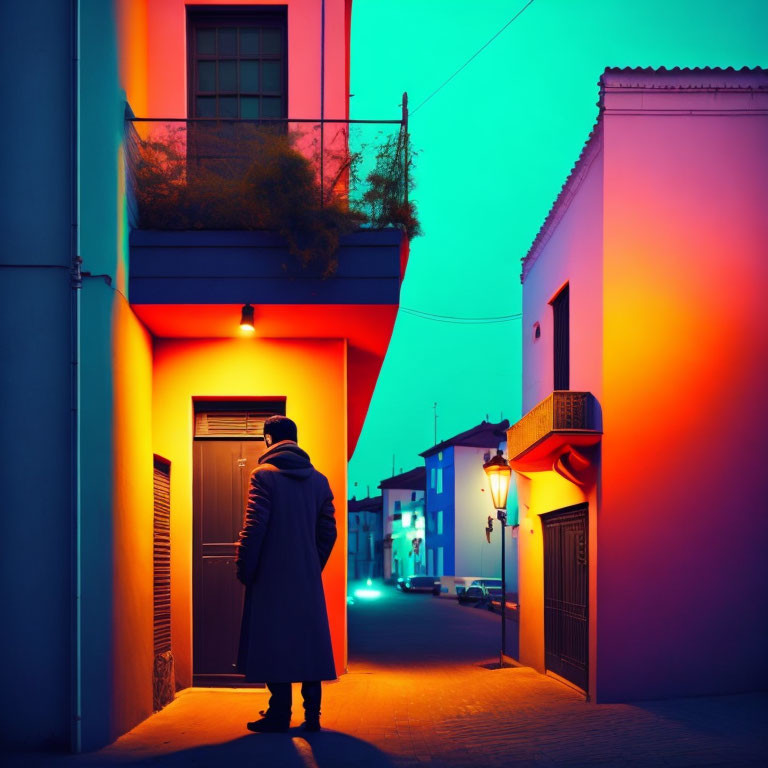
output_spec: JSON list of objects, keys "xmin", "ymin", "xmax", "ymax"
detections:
[{"xmin": 509, "ymin": 68, "xmax": 768, "ymax": 701}]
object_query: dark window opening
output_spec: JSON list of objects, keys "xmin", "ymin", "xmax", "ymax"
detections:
[{"xmin": 552, "ymin": 284, "xmax": 569, "ymax": 390}]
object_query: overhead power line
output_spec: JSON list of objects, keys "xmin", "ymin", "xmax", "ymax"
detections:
[
  {"xmin": 400, "ymin": 307, "xmax": 522, "ymax": 324},
  {"xmin": 411, "ymin": 0, "xmax": 537, "ymax": 115}
]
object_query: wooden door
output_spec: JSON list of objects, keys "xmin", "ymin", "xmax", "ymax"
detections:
[{"xmin": 192, "ymin": 438, "xmax": 266, "ymax": 684}]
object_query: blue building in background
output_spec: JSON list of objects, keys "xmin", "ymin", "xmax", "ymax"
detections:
[{"xmin": 420, "ymin": 420, "xmax": 514, "ymax": 581}]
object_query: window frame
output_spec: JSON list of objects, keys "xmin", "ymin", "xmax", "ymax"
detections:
[{"xmin": 186, "ymin": 5, "xmax": 288, "ymax": 121}]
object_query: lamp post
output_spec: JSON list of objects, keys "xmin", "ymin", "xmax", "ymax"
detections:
[{"xmin": 483, "ymin": 449, "xmax": 512, "ymax": 667}]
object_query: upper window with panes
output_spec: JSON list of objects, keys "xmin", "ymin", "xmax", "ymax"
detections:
[{"xmin": 188, "ymin": 8, "xmax": 287, "ymax": 121}]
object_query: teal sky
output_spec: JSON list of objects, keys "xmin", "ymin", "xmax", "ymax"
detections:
[{"xmin": 347, "ymin": 0, "xmax": 768, "ymax": 497}]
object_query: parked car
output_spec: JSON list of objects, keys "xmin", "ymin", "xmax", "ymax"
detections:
[
  {"xmin": 470, "ymin": 578, "xmax": 503, "ymax": 596},
  {"xmin": 457, "ymin": 585, "xmax": 486, "ymax": 605},
  {"xmin": 454, "ymin": 576, "xmax": 503, "ymax": 598},
  {"xmin": 458, "ymin": 580, "xmax": 504, "ymax": 607},
  {"xmin": 396, "ymin": 576, "xmax": 441, "ymax": 595}
]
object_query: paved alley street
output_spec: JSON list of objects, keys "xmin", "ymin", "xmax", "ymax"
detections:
[{"xmin": 6, "ymin": 584, "xmax": 768, "ymax": 767}]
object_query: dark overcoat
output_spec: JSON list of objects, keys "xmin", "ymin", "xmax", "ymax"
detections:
[{"xmin": 235, "ymin": 442, "xmax": 337, "ymax": 682}]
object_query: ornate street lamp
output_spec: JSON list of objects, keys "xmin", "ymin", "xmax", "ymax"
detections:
[{"xmin": 483, "ymin": 449, "xmax": 512, "ymax": 666}]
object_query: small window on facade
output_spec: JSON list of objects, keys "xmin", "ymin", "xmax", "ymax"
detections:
[
  {"xmin": 411, "ymin": 491, "xmax": 417, "ymax": 501},
  {"xmin": 437, "ymin": 510, "xmax": 443, "ymax": 535},
  {"xmin": 533, "ymin": 322, "xmax": 541, "ymax": 341},
  {"xmin": 187, "ymin": 7, "xmax": 287, "ymax": 120},
  {"xmin": 394, "ymin": 500, "xmax": 401, "ymax": 512},
  {"xmin": 430, "ymin": 467, "xmax": 435, "ymax": 488},
  {"xmin": 551, "ymin": 283, "xmax": 570, "ymax": 390},
  {"xmin": 437, "ymin": 467, "xmax": 443, "ymax": 494}
]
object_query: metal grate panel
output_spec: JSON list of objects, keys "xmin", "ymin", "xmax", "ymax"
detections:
[
  {"xmin": 194, "ymin": 411, "xmax": 268, "ymax": 438},
  {"xmin": 507, "ymin": 391, "xmax": 601, "ymax": 460},
  {"xmin": 153, "ymin": 458, "xmax": 172, "ymax": 655}
]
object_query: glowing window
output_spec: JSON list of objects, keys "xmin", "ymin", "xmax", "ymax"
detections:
[
  {"xmin": 437, "ymin": 510, "xmax": 443, "ymax": 535},
  {"xmin": 188, "ymin": 7, "xmax": 287, "ymax": 120},
  {"xmin": 437, "ymin": 467, "xmax": 443, "ymax": 494},
  {"xmin": 430, "ymin": 467, "xmax": 435, "ymax": 488}
]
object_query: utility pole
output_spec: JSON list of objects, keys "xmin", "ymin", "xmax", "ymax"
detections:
[
  {"xmin": 319, "ymin": 0, "xmax": 326, "ymax": 207},
  {"xmin": 402, "ymin": 92, "xmax": 409, "ymax": 206}
]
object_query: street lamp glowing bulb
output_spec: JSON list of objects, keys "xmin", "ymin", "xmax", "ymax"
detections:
[
  {"xmin": 483, "ymin": 450, "xmax": 511, "ymax": 511},
  {"xmin": 239, "ymin": 303, "xmax": 255, "ymax": 332}
]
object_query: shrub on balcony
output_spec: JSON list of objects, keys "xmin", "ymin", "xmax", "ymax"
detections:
[{"xmin": 126, "ymin": 122, "xmax": 419, "ymax": 274}]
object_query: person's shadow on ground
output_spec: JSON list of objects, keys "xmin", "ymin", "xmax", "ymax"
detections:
[{"xmin": 115, "ymin": 729, "xmax": 399, "ymax": 768}]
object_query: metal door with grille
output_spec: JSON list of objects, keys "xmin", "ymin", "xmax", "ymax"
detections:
[{"xmin": 543, "ymin": 504, "xmax": 588, "ymax": 691}]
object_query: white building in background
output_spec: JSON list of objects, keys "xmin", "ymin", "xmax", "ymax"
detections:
[
  {"xmin": 379, "ymin": 467, "xmax": 426, "ymax": 581},
  {"xmin": 420, "ymin": 420, "xmax": 517, "ymax": 587}
]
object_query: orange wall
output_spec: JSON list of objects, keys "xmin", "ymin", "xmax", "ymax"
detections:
[
  {"xmin": 117, "ymin": 0, "xmax": 148, "ymax": 116},
  {"xmin": 600, "ymin": 92, "xmax": 768, "ymax": 700},
  {"xmin": 152, "ymin": 337, "xmax": 348, "ymax": 687},
  {"xmin": 143, "ymin": 0, "xmax": 350, "ymax": 119},
  {"xmin": 111, "ymin": 293, "xmax": 155, "ymax": 735}
]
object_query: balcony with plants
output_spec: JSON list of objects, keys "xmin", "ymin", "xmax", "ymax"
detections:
[{"xmin": 124, "ymin": 111, "xmax": 418, "ymax": 312}]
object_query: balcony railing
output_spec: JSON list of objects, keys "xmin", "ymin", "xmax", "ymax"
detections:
[
  {"xmin": 124, "ymin": 107, "xmax": 418, "ymax": 242},
  {"xmin": 507, "ymin": 391, "xmax": 602, "ymax": 461}
]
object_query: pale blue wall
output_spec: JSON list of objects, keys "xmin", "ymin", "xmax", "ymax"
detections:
[
  {"xmin": 78, "ymin": 0, "xmax": 128, "ymax": 751},
  {"xmin": 0, "ymin": 0, "xmax": 75, "ymax": 750},
  {"xmin": 0, "ymin": 0, "xmax": 130, "ymax": 752}
]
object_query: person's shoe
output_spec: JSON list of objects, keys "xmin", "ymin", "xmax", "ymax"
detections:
[{"xmin": 247, "ymin": 710, "xmax": 290, "ymax": 733}]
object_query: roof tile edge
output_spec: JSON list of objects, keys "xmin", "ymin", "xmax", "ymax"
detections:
[{"xmin": 519, "ymin": 66, "xmax": 768, "ymax": 284}]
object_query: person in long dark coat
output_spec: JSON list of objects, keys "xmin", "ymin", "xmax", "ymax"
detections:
[{"xmin": 235, "ymin": 415, "xmax": 337, "ymax": 733}]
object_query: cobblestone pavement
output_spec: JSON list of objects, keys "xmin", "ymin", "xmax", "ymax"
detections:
[{"xmin": 7, "ymin": 584, "xmax": 768, "ymax": 767}]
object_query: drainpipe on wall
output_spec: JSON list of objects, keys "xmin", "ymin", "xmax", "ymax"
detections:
[{"xmin": 70, "ymin": 0, "xmax": 82, "ymax": 753}]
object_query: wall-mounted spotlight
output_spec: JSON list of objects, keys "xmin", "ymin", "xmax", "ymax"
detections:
[{"xmin": 240, "ymin": 303, "xmax": 255, "ymax": 332}]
